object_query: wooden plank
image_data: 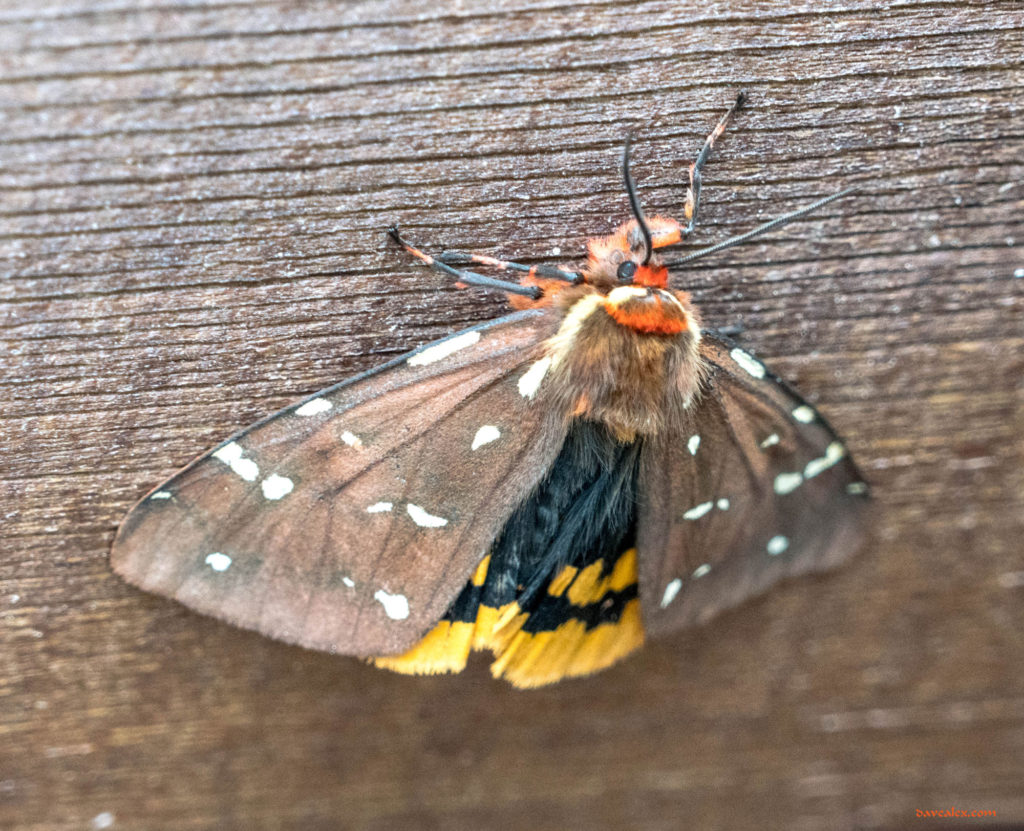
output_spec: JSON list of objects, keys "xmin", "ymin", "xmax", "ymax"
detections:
[{"xmin": 2, "ymin": 1, "xmax": 1022, "ymax": 828}]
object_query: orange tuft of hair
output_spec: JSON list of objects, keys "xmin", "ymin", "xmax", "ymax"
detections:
[
  {"xmin": 603, "ymin": 294, "xmax": 688, "ymax": 335},
  {"xmin": 633, "ymin": 264, "xmax": 668, "ymax": 288}
]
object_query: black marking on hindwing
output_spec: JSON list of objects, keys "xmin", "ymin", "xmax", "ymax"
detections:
[{"xmin": 443, "ymin": 420, "xmax": 642, "ymax": 630}]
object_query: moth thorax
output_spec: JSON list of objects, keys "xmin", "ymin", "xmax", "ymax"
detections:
[{"xmin": 546, "ymin": 292, "xmax": 704, "ymax": 441}]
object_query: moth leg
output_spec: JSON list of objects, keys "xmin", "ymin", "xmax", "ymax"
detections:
[
  {"xmin": 683, "ymin": 92, "xmax": 746, "ymax": 234},
  {"xmin": 387, "ymin": 226, "xmax": 543, "ymax": 299},
  {"xmin": 438, "ymin": 250, "xmax": 583, "ymax": 285},
  {"xmin": 712, "ymin": 322, "xmax": 746, "ymax": 338}
]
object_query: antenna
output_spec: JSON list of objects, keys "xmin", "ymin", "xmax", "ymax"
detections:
[
  {"xmin": 622, "ymin": 135, "xmax": 654, "ymax": 266},
  {"xmin": 665, "ymin": 187, "xmax": 859, "ymax": 268}
]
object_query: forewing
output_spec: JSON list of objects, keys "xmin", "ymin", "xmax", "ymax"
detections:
[
  {"xmin": 111, "ymin": 309, "xmax": 567, "ymax": 656},
  {"xmin": 638, "ymin": 332, "xmax": 870, "ymax": 635}
]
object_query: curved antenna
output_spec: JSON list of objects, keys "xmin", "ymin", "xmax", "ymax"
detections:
[
  {"xmin": 665, "ymin": 186, "xmax": 859, "ymax": 269},
  {"xmin": 622, "ymin": 134, "xmax": 654, "ymax": 266}
]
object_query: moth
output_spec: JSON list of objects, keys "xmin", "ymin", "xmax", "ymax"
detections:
[{"xmin": 111, "ymin": 95, "xmax": 870, "ymax": 688}]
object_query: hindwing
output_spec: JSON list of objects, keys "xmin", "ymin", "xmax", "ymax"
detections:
[{"xmin": 375, "ymin": 419, "xmax": 646, "ymax": 687}]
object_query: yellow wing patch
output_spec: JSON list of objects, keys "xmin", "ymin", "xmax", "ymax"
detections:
[{"xmin": 372, "ymin": 549, "xmax": 645, "ymax": 688}]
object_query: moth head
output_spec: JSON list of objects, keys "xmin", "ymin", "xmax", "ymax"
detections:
[
  {"xmin": 583, "ymin": 135, "xmax": 681, "ymax": 293},
  {"xmin": 613, "ymin": 238, "xmax": 670, "ymax": 290},
  {"xmin": 585, "ymin": 221, "xmax": 673, "ymax": 291}
]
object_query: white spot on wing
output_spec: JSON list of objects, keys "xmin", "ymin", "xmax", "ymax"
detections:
[
  {"xmin": 342, "ymin": 576, "xmax": 355, "ymax": 588},
  {"xmin": 374, "ymin": 589, "xmax": 410, "ymax": 620},
  {"xmin": 340, "ymin": 430, "xmax": 362, "ymax": 448},
  {"xmin": 792, "ymin": 405, "xmax": 816, "ymax": 423},
  {"xmin": 683, "ymin": 500, "xmax": 714, "ymax": 520},
  {"xmin": 407, "ymin": 503, "xmax": 448, "ymax": 527},
  {"xmin": 261, "ymin": 474, "xmax": 294, "ymax": 500},
  {"xmin": 716, "ymin": 498, "xmax": 730, "ymax": 511},
  {"xmin": 846, "ymin": 481, "xmax": 868, "ymax": 495},
  {"xmin": 687, "ymin": 434, "xmax": 701, "ymax": 455},
  {"xmin": 212, "ymin": 442, "xmax": 259, "ymax": 482},
  {"xmin": 766, "ymin": 535, "xmax": 790, "ymax": 556},
  {"xmin": 233, "ymin": 458, "xmax": 258, "ymax": 480},
  {"xmin": 692, "ymin": 563, "xmax": 711, "ymax": 578},
  {"xmin": 213, "ymin": 442, "xmax": 242, "ymax": 462},
  {"xmin": 296, "ymin": 398, "xmax": 332, "ymax": 416},
  {"xmin": 804, "ymin": 441, "xmax": 846, "ymax": 479},
  {"xmin": 471, "ymin": 425, "xmax": 501, "ymax": 450},
  {"xmin": 205, "ymin": 552, "xmax": 232, "ymax": 572},
  {"xmin": 150, "ymin": 491, "xmax": 172, "ymax": 500},
  {"xmin": 660, "ymin": 578, "xmax": 682, "ymax": 608},
  {"xmin": 730, "ymin": 347, "xmax": 765, "ymax": 379},
  {"xmin": 760, "ymin": 433, "xmax": 780, "ymax": 448},
  {"xmin": 998, "ymin": 571, "xmax": 1024, "ymax": 589},
  {"xmin": 366, "ymin": 501, "xmax": 393, "ymax": 513},
  {"xmin": 407, "ymin": 330, "xmax": 481, "ymax": 366},
  {"xmin": 91, "ymin": 812, "xmax": 116, "ymax": 830},
  {"xmin": 774, "ymin": 472, "xmax": 804, "ymax": 495},
  {"xmin": 518, "ymin": 355, "xmax": 552, "ymax": 399}
]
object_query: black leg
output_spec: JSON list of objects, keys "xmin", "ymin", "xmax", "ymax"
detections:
[
  {"xmin": 387, "ymin": 227, "xmax": 543, "ymax": 299},
  {"xmin": 683, "ymin": 92, "xmax": 745, "ymax": 234},
  {"xmin": 714, "ymin": 322, "xmax": 745, "ymax": 338},
  {"xmin": 439, "ymin": 250, "xmax": 582, "ymax": 284}
]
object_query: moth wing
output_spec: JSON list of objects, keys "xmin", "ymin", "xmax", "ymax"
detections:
[
  {"xmin": 111, "ymin": 309, "xmax": 567, "ymax": 656},
  {"xmin": 637, "ymin": 332, "xmax": 870, "ymax": 635}
]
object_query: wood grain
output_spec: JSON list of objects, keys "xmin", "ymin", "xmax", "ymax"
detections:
[{"xmin": 2, "ymin": 1, "xmax": 1022, "ymax": 829}]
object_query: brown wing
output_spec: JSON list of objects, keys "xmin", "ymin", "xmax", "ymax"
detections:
[
  {"xmin": 637, "ymin": 331, "xmax": 870, "ymax": 636},
  {"xmin": 111, "ymin": 309, "xmax": 567, "ymax": 656}
]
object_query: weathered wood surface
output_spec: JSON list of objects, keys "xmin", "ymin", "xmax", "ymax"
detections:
[{"xmin": 2, "ymin": 1, "xmax": 1022, "ymax": 829}]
